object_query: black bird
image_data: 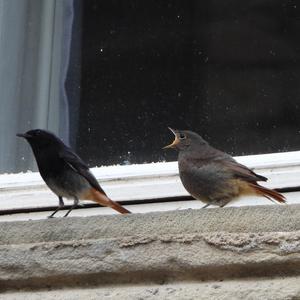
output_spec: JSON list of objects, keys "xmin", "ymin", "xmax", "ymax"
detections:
[
  {"xmin": 17, "ymin": 129, "xmax": 131, "ymax": 217},
  {"xmin": 164, "ymin": 128, "xmax": 286, "ymax": 207}
]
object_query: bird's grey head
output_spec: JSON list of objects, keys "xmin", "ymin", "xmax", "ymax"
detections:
[
  {"xmin": 163, "ymin": 128, "xmax": 208, "ymax": 152},
  {"xmin": 17, "ymin": 129, "xmax": 64, "ymax": 149}
]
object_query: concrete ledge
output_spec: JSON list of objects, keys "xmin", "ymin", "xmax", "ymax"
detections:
[
  {"xmin": 1, "ymin": 204, "xmax": 300, "ymax": 293},
  {"xmin": 3, "ymin": 278, "xmax": 300, "ymax": 300}
]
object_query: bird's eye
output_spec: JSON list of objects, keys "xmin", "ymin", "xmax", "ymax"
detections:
[{"xmin": 179, "ymin": 133, "xmax": 186, "ymax": 139}]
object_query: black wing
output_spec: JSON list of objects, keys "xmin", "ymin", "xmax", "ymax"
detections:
[{"xmin": 59, "ymin": 147, "xmax": 107, "ymax": 195}]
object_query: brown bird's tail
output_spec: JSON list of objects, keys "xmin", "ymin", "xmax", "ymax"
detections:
[
  {"xmin": 248, "ymin": 183, "xmax": 286, "ymax": 204},
  {"xmin": 83, "ymin": 188, "xmax": 131, "ymax": 214}
]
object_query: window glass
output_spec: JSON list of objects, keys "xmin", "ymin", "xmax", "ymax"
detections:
[{"xmin": 76, "ymin": 0, "xmax": 300, "ymax": 167}]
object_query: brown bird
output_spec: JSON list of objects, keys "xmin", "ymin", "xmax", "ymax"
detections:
[
  {"xmin": 17, "ymin": 129, "xmax": 131, "ymax": 217},
  {"xmin": 164, "ymin": 128, "xmax": 286, "ymax": 207}
]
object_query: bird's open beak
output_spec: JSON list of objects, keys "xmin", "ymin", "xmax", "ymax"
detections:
[
  {"xmin": 163, "ymin": 127, "xmax": 180, "ymax": 149},
  {"xmin": 16, "ymin": 133, "xmax": 31, "ymax": 139}
]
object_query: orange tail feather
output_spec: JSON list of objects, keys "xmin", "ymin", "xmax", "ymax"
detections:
[
  {"xmin": 249, "ymin": 183, "xmax": 286, "ymax": 204},
  {"xmin": 84, "ymin": 188, "xmax": 131, "ymax": 214}
]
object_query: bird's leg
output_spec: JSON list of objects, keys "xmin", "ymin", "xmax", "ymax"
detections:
[
  {"xmin": 219, "ymin": 200, "xmax": 231, "ymax": 208},
  {"xmin": 202, "ymin": 203, "xmax": 211, "ymax": 209},
  {"xmin": 48, "ymin": 196, "xmax": 65, "ymax": 218},
  {"xmin": 63, "ymin": 197, "xmax": 79, "ymax": 217}
]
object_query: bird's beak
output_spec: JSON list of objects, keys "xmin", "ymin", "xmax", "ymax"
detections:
[
  {"xmin": 16, "ymin": 133, "xmax": 31, "ymax": 139},
  {"xmin": 163, "ymin": 127, "xmax": 180, "ymax": 149}
]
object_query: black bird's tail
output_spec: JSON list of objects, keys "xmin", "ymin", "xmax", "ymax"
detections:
[{"xmin": 83, "ymin": 188, "xmax": 131, "ymax": 214}]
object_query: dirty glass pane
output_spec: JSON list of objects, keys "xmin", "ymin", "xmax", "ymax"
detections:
[{"xmin": 74, "ymin": 0, "xmax": 300, "ymax": 167}]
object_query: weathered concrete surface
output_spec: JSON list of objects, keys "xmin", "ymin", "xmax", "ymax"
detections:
[
  {"xmin": 1, "ymin": 204, "xmax": 300, "ymax": 297},
  {"xmin": 1, "ymin": 204, "xmax": 300, "ymax": 245},
  {"xmin": 2, "ymin": 277, "xmax": 300, "ymax": 300},
  {"xmin": 2, "ymin": 230, "xmax": 300, "ymax": 290}
]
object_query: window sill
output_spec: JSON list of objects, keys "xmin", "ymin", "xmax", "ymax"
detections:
[{"xmin": 1, "ymin": 150, "xmax": 300, "ymax": 216}]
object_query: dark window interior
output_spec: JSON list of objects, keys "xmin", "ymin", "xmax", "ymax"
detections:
[{"xmin": 73, "ymin": 0, "xmax": 300, "ymax": 167}]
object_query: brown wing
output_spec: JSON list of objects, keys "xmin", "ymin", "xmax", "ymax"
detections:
[
  {"xmin": 186, "ymin": 144, "xmax": 267, "ymax": 183},
  {"xmin": 223, "ymin": 160, "xmax": 267, "ymax": 182}
]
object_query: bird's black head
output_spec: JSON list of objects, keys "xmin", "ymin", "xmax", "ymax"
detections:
[
  {"xmin": 17, "ymin": 129, "xmax": 65, "ymax": 150},
  {"xmin": 163, "ymin": 128, "xmax": 208, "ymax": 151}
]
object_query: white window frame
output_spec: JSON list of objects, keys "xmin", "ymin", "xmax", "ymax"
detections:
[{"xmin": 1, "ymin": 150, "xmax": 300, "ymax": 214}]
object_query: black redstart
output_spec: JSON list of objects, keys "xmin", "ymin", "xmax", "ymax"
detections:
[
  {"xmin": 163, "ymin": 128, "xmax": 286, "ymax": 207},
  {"xmin": 17, "ymin": 129, "xmax": 131, "ymax": 217}
]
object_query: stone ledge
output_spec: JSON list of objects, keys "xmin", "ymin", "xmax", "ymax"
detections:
[
  {"xmin": 1, "ymin": 204, "xmax": 300, "ymax": 245},
  {"xmin": 1, "ymin": 204, "xmax": 300, "ymax": 292},
  {"xmin": 3, "ymin": 277, "xmax": 300, "ymax": 300}
]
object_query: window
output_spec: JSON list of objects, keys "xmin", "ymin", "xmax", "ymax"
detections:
[
  {"xmin": 78, "ymin": 0, "xmax": 300, "ymax": 166},
  {"xmin": 0, "ymin": 0, "xmax": 299, "ymax": 219}
]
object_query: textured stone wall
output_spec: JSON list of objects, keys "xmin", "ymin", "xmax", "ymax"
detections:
[{"xmin": 1, "ymin": 204, "xmax": 300, "ymax": 299}]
